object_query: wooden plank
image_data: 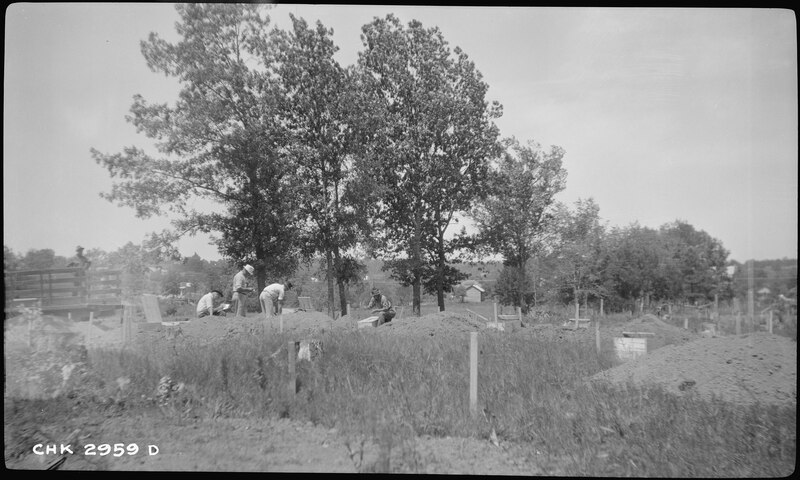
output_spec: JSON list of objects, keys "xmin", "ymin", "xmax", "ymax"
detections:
[
  {"xmin": 10, "ymin": 286, "xmax": 88, "ymax": 296},
  {"xmin": 9, "ymin": 276, "xmax": 89, "ymax": 287},
  {"xmin": 621, "ymin": 331, "xmax": 656, "ymax": 337},
  {"xmin": 86, "ymin": 269, "xmax": 122, "ymax": 276},
  {"xmin": 41, "ymin": 297, "xmax": 89, "ymax": 307},
  {"xmin": 86, "ymin": 279, "xmax": 122, "ymax": 287},
  {"xmin": 465, "ymin": 308, "xmax": 488, "ymax": 322},
  {"xmin": 88, "ymin": 288, "xmax": 123, "ymax": 296},
  {"xmin": 140, "ymin": 294, "xmax": 163, "ymax": 323},
  {"xmin": 7, "ymin": 267, "xmax": 89, "ymax": 276}
]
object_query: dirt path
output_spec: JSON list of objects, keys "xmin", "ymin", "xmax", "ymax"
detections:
[{"xmin": 4, "ymin": 406, "xmax": 544, "ymax": 474}]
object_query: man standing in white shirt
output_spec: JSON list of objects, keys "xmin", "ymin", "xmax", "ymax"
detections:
[
  {"xmin": 260, "ymin": 281, "xmax": 294, "ymax": 320},
  {"xmin": 231, "ymin": 265, "xmax": 255, "ymax": 317}
]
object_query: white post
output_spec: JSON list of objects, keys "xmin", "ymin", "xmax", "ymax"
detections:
[
  {"xmin": 279, "ymin": 313, "xmax": 283, "ymax": 334},
  {"xmin": 747, "ymin": 261, "xmax": 755, "ymax": 332},
  {"xmin": 469, "ymin": 332, "xmax": 478, "ymax": 416},
  {"xmin": 288, "ymin": 340, "xmax": 296, "ymax": 398},
  {"xmin": 493, "ymin": 301, "xmax": 498, "ymax": 323},
  {"xmin": 769, "ymin": 310, "xmax": 773, "ymax": 334},
  {"xmin": 600, "ymin": 298, "xmax": 604, "ymax": 317},
  {"xmin": 684, "ymin": 318, "xmax": 688, "ymax": 330},
  {"xmin": 517, "ymin": 306, "xmax": 522, "ymax": 325}
]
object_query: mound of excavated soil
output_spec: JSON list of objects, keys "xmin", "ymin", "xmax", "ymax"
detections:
[
  {"xmin": 363, "ymin": 311, "xmax": 486, "ymax": 338},
  {"xmin": 134, "ymin": 311, "xmax": 352, "ymax": 346},
  {"xmin": 604, "ymin": 314, "xmax": 700, "ymax": 351},
  {"xmin": 590, "ymin": 332, "xmax": 797, "ymax": 406}
]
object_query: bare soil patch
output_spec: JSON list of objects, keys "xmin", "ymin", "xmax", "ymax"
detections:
[{"xmin": 591, "ymin": 332, "xmax": 797, "ymax": 406}]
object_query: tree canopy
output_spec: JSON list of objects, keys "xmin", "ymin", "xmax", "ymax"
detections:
[
  {"xmin": 91, "ymin": 4, "xmax": 299, "ymax": 291},
  {"xmin": 356, "ymin": 14, "xmax": 503, "ymax": 315},
  {"xmin": 471, "ymin": 137, "xmax": 567, "ymax": 311}
]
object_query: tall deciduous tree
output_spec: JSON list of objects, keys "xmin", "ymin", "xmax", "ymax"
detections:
[
  {"xmin": 357, "ymin": 14, "xmax": 502, "ymax": 315},
  {"xmin": 551, "ymin": 199, "xmax": 606, "ymax": 318},
  {"xmin": 91, "ymin": 4, "xmax": 298, "ymax": 293},
  {"xmin": 471, "ymin": 137, "xmax": 566, "ymax": 312},
  {"xmin": 275, "ymin": 15, "xmax": 368, "ymax": 317},
  {"xmin": 600, "ymin": 223, "xmax": 672, "ymax": 312},
  {"xmin": 659, "ymin": 220, "xmax": 729, "ymax": 303}
]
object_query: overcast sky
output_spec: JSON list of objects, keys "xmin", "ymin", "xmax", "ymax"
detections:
[{"xmin": 4, "ymin": 4, "xmax": 797, "ymax": 263}]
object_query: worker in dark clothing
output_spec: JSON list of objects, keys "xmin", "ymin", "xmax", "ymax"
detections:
[{"xmin": 367, "ymin": 287, "xmax": 396, "ymax": 326}]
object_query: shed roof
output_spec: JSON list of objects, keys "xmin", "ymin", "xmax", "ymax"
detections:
[{"xmin": 466, "ymin": 284, "xmax": 485, "ymax": 292}]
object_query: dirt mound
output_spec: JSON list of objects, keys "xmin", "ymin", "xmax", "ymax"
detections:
[
  {"xmin": 364, "ymin": 311, "xmax": 485, "ymax": 338},
  {"xmin": 134, "ymin": 311, "xmax": 351, "ymax": 345},
  {"xmin": 590, "ymin": 332, "xmax": 797, "ymax": 406},
  {"xmin": 603, "ymin": 313, "xmax": 700, "ymax": 351}
]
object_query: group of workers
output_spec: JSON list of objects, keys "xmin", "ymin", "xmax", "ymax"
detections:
[
  {"xmin": 196, "ymin": 264, "xmax": 292, "ymax": 319},
  {"xmin": 65, "ymin": 247, "xmax": 396, "ymax": 324},
  {"xmin": 195, "ymin": 263, "xmax": 396, "ymax": 326}
]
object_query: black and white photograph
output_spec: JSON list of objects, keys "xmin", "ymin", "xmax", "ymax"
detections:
[{"xmin": 4, "ymin": 3, "xmax": 797, "ymax": 474}]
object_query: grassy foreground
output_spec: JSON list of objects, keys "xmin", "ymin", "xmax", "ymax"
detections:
[{"xmin": 9, "ymin": 325, "xmax": 796, "ymax": 475}]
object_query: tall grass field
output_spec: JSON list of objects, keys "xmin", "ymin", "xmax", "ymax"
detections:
[{"xmin": 45, "ymin": 319, "xmax": 793, "ymax": 476}]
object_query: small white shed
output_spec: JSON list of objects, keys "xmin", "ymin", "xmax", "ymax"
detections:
[{"xmin": 465, "ymin": 284, "xmax": 485, "ymax": 303}]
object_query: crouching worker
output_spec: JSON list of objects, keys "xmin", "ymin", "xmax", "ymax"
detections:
[
  {"xmin": 260, "ymin": 281, "xmax": 293, "ymax": 320},
  {"xmin": 197, "ymin": 290, "xmax": 225, "ymax": 318},
  {"xmin": 368, "ymin": 288, "xmax": 395, "ymax": 326}
]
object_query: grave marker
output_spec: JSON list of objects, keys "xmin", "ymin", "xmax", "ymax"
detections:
[{"xmin": 614, "ymin": 337, "xmax": 647, "ymax": 361}]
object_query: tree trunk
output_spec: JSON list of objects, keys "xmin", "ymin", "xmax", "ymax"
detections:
[
  {"xmin": 255, "ymin": 244, "xmax": 265, "ymax": 310},
  {"xmin": 325, "ymin": 249, "xmax": 335, "ymax": 319},
  {"xmin": 575, "ymin": 286, "xmax": 580, "ymax": 320},
  {"xmin": 413, "ymin": 277, "xmax": 421, "ymax": 317},
  {"xmin": 517, "ymin": 259, "xmax": 527, "ymax": 313},
  {"xmin": 333, "ymin": 248, "xmax": 349, "ymax": 315},
  {"xmin": 436, "ymin": 231, "xmax": 446, "ymax": 312},
  {"xmin": 412, "ymin": 207, "xmax": 423, "ymax": 316}
]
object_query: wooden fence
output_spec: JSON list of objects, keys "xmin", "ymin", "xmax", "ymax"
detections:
[{"xmin": 4, "ymin": 267, "xmax": 123, "ymax": 315}]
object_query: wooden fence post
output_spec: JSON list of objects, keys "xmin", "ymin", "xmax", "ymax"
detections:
[
  {"xmin": 288, "ymin": 340, "xmax": 296, "ymax": 398},
  {"xmin": 86, "ymin": 312, "xmax": 93, "ymax": 346},
  {"xmin": 684, "ymin": 318, "xmax": 688, "ymax": 330},
  {"xmin": 600, "ymin": 298, "xmax": 604, "ymax": 317},
  {"xmin": 769, "ymin": 310, "xmax": 773, "ymax": 334},
  {"xmin": 470, "ymin": 332, "xmax": 478, "ymax": 416},
  {"xmin": 279, "ymin": 313, "xmax": 283, "ymax": 334},
  {"xmin": 493, "ymin": 301, "xmax": 498, "ymax": 323},
  {"xmin": 595, "ymin": 318, "xmax": 601, "ymax": 354},
  {"xmin": 517, "ymin": 306, "xmax": 522, "ymax": 324}
]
